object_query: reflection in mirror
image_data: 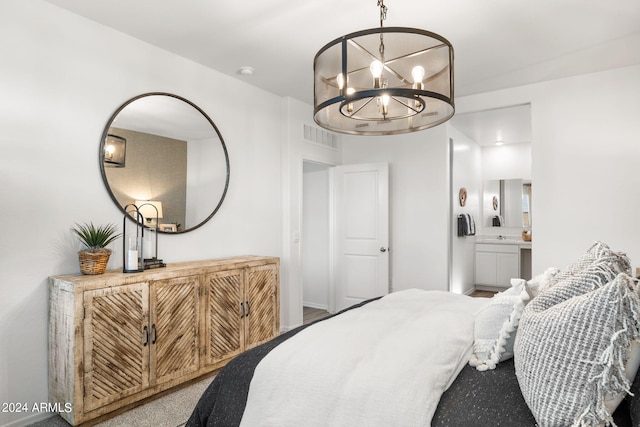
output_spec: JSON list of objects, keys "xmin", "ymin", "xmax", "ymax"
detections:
[
  {"xmin": 100, "ymin": 93, "xmax": 229, "ymax": 233},
  {"xmin": 523, "ymin": 182, "xmax": 532, "ymax": 228},
  {"xmin": 483, "ymin": 179, "xmax": 532, "ymax": 228}
]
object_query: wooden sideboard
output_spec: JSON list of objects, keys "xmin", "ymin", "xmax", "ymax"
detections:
[{"xmin": 49, "ymin": 256, "xmax": 279, "ymax": 425}]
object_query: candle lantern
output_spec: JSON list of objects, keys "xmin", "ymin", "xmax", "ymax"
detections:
[
  {"xmin": 122, "ymin": 204, "xmax": 144, "ymax": 273},
  {"xmin": 135, "ymin": 201, "xmax": 166, "ymax": 270}
]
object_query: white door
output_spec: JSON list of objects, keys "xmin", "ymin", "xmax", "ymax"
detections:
[{"xmin": 333, "ymin": 162, "xmax": 389, "ymax": 311}]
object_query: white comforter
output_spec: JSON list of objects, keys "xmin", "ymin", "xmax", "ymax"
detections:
[{"xmin": 240, "ymin": 289, "xmax": 489, "ymax": 427}]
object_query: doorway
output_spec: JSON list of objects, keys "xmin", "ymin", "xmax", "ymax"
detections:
[
  {"xmin": 301, "ymin": 161, "xmax": 390, "ymax": 321},
  {"xmin": 448, "ymin": 104, "xmax": 533, "ymax": 293},
  {"xmin": 302, "ymin": 161, "xmax": 331, "ymax": 321}
]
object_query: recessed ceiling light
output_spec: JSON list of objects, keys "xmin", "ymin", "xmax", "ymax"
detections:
[
  {"xmin": 495, "ymin": 140, "xmax": 505, "ymax": 146},
  {"xmin": 237, "ymin": 66, "xmax": 254, "ymax": 76}
]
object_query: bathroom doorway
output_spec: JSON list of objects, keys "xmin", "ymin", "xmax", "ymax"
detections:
[{"xmin": 449, "ymin": 104, "xmax": 533, "ymax": 293}]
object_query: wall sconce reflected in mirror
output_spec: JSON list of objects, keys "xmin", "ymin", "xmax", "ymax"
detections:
[{"xmin": 104, "ymin": 134, "xmax": 126, "ymax": 167}]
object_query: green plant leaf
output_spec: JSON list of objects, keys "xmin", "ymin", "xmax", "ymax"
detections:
[{"xmin": 71, "ymin": 222, "xmax": 122, "ymax": 251}]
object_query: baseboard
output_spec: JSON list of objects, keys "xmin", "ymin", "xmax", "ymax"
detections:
[
  {"xmin": 463, "ymin": 288, "xmax": 475, "ymax": 296},
  {"xmin": 302, "ymin": 302, "xmax": 328, "ymax": 310},
  {"xmin": 475, "ymin": 285, "xmax": 508, "ymax": 292}
]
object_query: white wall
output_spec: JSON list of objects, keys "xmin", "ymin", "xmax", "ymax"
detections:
[
  {"xmin": 456, "ymin": 65, "xmax": 640, "ymax": 275},
  {"xmin": 341, "ymin": 128, "xmax": 450, "ymax": 292},
  {"xmin": 481, "ymin": 143, "xmax": 532, "ymax": 181},
  {"xmin": 0, "ymin": 2, "xmax": 282, "ymax": 426},
  {"xmin": 448, "ymin": 126, "xmax": 482, "ymax": 294}
]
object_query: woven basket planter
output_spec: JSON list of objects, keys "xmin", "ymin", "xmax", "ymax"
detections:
[{"xmin": 78, "ymin": 249, "xmax": 111, "ymax": 275}]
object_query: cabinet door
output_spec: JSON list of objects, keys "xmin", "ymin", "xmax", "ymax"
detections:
[
  {"xmin": 203, "ymin": 269, "xmax": 244, "ymax": 367},
  {"xmin": 83, "ymin": 283, "xmax": 149, "ymax": 412},
  {"xmin": 150, "ymin": 276, "xmax": 200, "ymax": 386},
  {"xmin": 245, "ymin": 263, "xmax": 279, "ymax": 349},
  {"xmin": 475, "ymin": 252, "xmax": 497, "ymax": 286},
  {"xmin": 496, "ymin": 253, "xmax": 520, "ymax": 287}
]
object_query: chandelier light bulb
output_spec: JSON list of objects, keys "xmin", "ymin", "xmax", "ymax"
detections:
[
  {"xmin": 346, "ymin": 87, "xmax": 356, "ymax": 113},
  {"xmin": 381, "ymin": 94, "xmax": 390, "ymax": 116},
  {"xmin": 337, "ymin": 73, "xmax": 345, "ymax": 90},
  {"xmin": 370, "ymin": 60, "xmax": 384, "ymax": 88},
  {"xmin": 370, "ymin": 60, "xmax": 384, "ymax": 78},
  {"xmin": 411, "ymin": 66, "xmax": 425, "ymax": 84}
]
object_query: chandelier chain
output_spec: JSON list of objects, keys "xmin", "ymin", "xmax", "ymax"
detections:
[
  {"xmin": 378, "ymin": 0, "xmax": 387, "ymax": 26},
  {"xmin": 377, "ymin": 0, "xmax": 387, "ymax": 60}
]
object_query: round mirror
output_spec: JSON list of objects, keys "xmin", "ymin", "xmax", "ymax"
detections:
[{"xmin": 100, "ymin": 93, "xmax": 230, "ymax": 233}]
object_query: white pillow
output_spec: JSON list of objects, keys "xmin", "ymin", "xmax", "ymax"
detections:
[
  {"xmin": 525, "ymin": 267, "xmax": 559, "ymax": 299},
  {"xmin": 469, "ymin": 281, "xmax": 530, "ymax": 371}
]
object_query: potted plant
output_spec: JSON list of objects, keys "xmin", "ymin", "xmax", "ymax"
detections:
[{"xmin": 72, "ymin": 222, "xmax": 121, "ymax": 275}]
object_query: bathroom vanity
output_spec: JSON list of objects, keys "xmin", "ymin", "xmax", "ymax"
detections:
[{"xmin": 475, "ymin": 238, "xmax": 532, "ymax": 290}]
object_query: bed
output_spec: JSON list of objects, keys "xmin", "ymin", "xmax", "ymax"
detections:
[{"xmin": 187, "ymin": 242, "xmax": 640, "ymax": 427}]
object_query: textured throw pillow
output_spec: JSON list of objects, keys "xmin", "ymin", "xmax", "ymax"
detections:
[
  {"xmin": 527, "ymin": 243, "xmax": 630, "ymax": 314},
  {"xmin": 543, "ymin": 241, "xmax": 628, "ymax": 289},
  {"xmin": 514, "ymin": 272, "xmax": 640, "ymax": 426},
  {"xmin": 469, "ymin": 280, "xmax": 530, "ymax": 371}
]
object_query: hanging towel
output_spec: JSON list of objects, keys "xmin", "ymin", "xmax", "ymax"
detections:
[
  {"xmin": 468, "ymin": 213, "xmax": 476, "ymax": 235},
  {"xmin": 457, "ymin": 214, "xmax": 476, "ymax": 237}
]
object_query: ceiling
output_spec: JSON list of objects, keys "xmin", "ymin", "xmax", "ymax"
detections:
[
  {"xmin": 450, "ymin": 104, "xmax": 532, "ymax": 147},
  {"xmin": 44, "ymin": 0, "xmax": 640, "ymax": 139}
]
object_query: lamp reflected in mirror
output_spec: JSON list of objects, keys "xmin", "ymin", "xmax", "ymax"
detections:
[
  {"xmin": 135, "ymin": 200, "xmax": 163, "ymax": 228},
  {"xmin": 103, "ymin": 134, "xmax": 126, "ymax": 167}
]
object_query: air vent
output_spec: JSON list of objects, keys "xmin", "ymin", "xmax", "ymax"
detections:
[{"xmin": 303, "ymin": 124, "xmax": 338, "ymax": 150}]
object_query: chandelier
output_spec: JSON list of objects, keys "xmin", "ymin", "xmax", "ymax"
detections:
[{"xmin": 313, "ymin": 0, "xmax": 454, "ymax": 136}]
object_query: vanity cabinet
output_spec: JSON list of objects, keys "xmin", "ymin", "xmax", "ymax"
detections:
[
  {"xmin": 475, "ymin": 244, "xmax": 519, "ymax": 289},
  {"xmin": 49, "ymin": 256, "xmax": 279, "ymax": 426}
]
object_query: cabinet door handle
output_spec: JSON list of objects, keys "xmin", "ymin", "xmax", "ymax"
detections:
[
  {"xmin": 240, "ymin": 302, "xmax": 245, "ymax": 318},
  {"xmin": 142, "ymin": 326, "xmax": 149, "ymax": 346},
  {"xmin": 245, "ymin": 301, "xmax": 251, "ymax": 317},
  {"xmin": 151, "ymin": 324, "xmax": 157, "ymax": 345}
]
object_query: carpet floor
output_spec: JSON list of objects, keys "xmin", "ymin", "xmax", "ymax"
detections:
[{"xmin": 29, "ymin": 376, "xmax": 213, "ymax": 427}]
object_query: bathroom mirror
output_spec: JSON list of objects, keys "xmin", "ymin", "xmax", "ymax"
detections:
[
  {"xmin": 100, "ymin": 93, "xmax": 230, "ymax": 233},
  {"xmin": 483, "ymin": 179, "xmax": 531, "ymax": 228}
]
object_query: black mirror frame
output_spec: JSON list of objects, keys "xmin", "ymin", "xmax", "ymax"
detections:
[{"xmin": 99, "ymin": 92, "xmax": 230, "ymax": 234}]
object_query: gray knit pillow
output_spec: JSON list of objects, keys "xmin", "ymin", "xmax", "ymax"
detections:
[
  {"xmin": 543, "ymin": 241, "xmax": 625, "ymax": 289},
  {"xmin": 514, "ymin": 271, "xmax": 640, "ymax": 426},
  {"xmin": 529, "ymin": 243, "xmax": 630, "ymax": 314}
]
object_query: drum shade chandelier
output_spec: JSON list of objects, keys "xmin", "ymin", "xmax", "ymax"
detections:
[{"xmin": 313, "ymin": 0, "xmax": 454, "ymax": 136}]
